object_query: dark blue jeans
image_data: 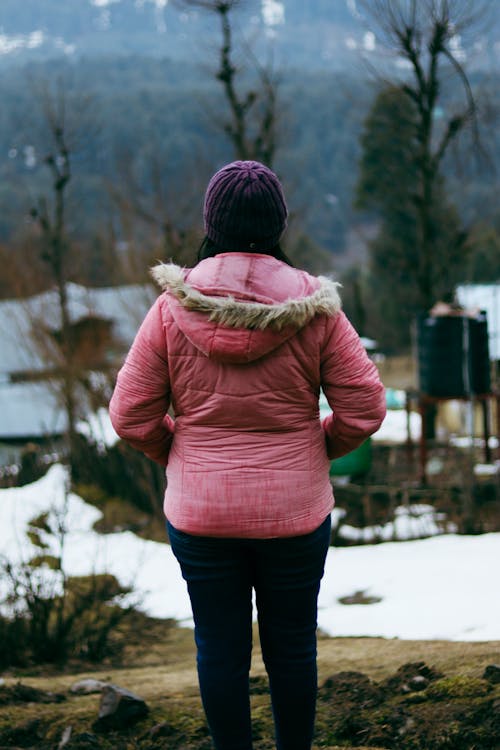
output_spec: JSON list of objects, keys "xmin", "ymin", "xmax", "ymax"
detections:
[{"xmin": 167, "ymin": 516, "xmax": 331, "ymax": 750}]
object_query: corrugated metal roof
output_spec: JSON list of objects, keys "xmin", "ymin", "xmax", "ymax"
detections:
[
  {"xmin": 0, "ymin": 382, "xmax": 67, "ymax": 439},
  {"xmin": 0, "ymin": 283, "xmax": 156, "ymax": 376},
  {"xmin": 0, "ymin": 283, "xmax": 156, "ymax": 441}
]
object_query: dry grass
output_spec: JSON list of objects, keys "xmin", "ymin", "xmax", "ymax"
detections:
[
  {"xmin": 1, "ymin": 624, "xmax": 498, "ymax": 749},
  {"xmin": 315, "ymin": 635, "xmax": 499, "ymax": 683}
]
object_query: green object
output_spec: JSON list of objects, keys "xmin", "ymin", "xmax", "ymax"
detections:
[{"xmin": 329, "ymin": 438, "xmax": 372, "ymax": 477}]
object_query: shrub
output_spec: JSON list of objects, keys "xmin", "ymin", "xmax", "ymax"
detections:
[
  {"xmin": 71, "ymin": 433, "xmax": 165, "ymax": 518},
  {"xmin": 0, "ymin": 505, "xmax": 136, "ymax": 668}
]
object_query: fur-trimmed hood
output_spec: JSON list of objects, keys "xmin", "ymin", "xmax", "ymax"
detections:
[{"xmin": 150, "ymin": 253, "xmax": 342, "ymax": 364}]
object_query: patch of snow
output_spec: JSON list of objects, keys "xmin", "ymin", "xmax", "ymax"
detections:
[
  {"xmin": 372, "ymin": 408, "xmax": 421, "ymax": 443},
  {"xmin": 450, "ymin": 436, "xmax": 498, "ymax": 449},
  {"xmin": 0, "ymin": 31, "xmax": 45, "ymax": 55},
  {"xmin": 337, "ymin": 504, "xmax": 457, "ymax": 544},
  {"xmin": 1, "ymin": 466, "xmax": 499, "ymax": 640},
  {"xmin": 474, "ymin": 462, "xmax": 500, "ymax": 477},
  {"xmin": 449, "ymin": 34, "xmax": 467, "ymax": 63},
  {"xmin": 27, "ymin": 31, "xmax": 45, "ymax": 49},
  {"xmin": 347, "ymin": 0, "xmax": 361, "ymax": 20},
  {"xmin": 360, "ymin": 336, "xmax": 377, "ymax": 350},
  {"xmin": 319, "ymin": 533, "xmax": 500, "ymax": 641},
  {"xmin": 262, "ymin": 0, "xmax": 285, "ymax": 27},
  {"xmin": 23, "ymin": 145, "xmax": 37, "ymax": 169},
  {"xmin": 321, "ymin": 390, "xmax": 418, "ymax": 444},
  {"xmin": 0, "ymin": 465, "xmax": 189, "ymax": 622},
  {"xmin": 363, "ymin": 31, "xmax": 376, "ymax": 52},
  {"xmin": 91, "ymin": 0, "xmax": 122, "ymax": 6},
  {"xmin": 331, "ymin": 507, "xmax": 347, "ymax": 529},
  {"xmin": 77, "ymin": 408, "xmax": 120, "ymax": 448}
]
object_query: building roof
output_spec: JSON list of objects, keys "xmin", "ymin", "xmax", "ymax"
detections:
[
  {"xmin": 0, "ymin": 283, "xmax": 156, "ymax": 377},
  {"xmin": 0, "ymin": 381, "xmax": 67, "ymax": 439},
  {"xmin": 0, "ymin": 283, "xmax": 155, "ymax": 442}
]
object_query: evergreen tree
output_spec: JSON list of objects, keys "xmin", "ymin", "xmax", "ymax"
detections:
[
  {"xmin": 356, "ymin": 85, "xmax": 467, "ymax": 349},
  {"xmin": 354, "ymin": 0, "xmax": 484, "ymax": 348}
]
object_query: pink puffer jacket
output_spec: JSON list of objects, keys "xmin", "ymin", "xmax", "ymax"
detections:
[{"xmin": 109, "ymin": 253, "xmax": 386, "ymax": 538}]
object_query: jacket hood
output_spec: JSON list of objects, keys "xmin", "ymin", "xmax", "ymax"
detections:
[{"xmin": 151, "ymin": 253, "xmax": 341, "ymax": 364}]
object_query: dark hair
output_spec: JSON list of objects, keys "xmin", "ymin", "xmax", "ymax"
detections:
[{"xmin": 197, "ymin": 236, "xmax": 294, "ymax": 267}]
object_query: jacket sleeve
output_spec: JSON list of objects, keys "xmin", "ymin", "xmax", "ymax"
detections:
[
  {"xmin": 320, "ymin": 311, "xmax": 386, "ymax": 460},
  {"xmin": 109, "ymin": 297, "xmax": 173, "ymax": 466}
]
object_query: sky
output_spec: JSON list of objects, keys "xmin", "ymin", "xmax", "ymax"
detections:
[{"xmin": 1, "ymin": 463, "xmax": 499, "ymax": 642}]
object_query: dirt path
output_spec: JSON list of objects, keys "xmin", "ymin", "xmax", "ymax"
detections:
[{"xmin": 1, "ymin": 632, "xmax": 498, "ymax": 749}]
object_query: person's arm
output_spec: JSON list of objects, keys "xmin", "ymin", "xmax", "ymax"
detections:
[
  {"xmin": 109, "ymin": 297, "xmax": 173, "ymax": 466},
  {"xmin": 320, "ymin": 311, "xmax": 386, "ymax": 460}
]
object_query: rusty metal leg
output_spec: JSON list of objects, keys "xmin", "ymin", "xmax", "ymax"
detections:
[
  {"xmin": 497, "ymin": 395, "xmax": 500, "ymax": 462},
  {"xmin": 482, "ymin": 398, "xmax": 491, "ymax": 463},
  {"xmin": 419, "ymin": 399, "xmax": 427, "ymax": 484},
  {"xmin": 405, "ymin": 390, "xmax": 413, "ymax": 458}
]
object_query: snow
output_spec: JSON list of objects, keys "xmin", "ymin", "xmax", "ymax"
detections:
[
  {"xmin": 77, "ymin": 408, "xmax": 120, "ymax": 448},
  {"xmin": 262, "ymin": 1, "xmax": 285, "ymax": 27},
  {"xmin": 372, "ymin": 407, "xmax": 421, "ymax": 442},
  {"xmin": 1, "ymin": 465, "xmax": 499, "ymax": 641},
  {"xmin": 0, "ymin": 465, "xmax": 189, "ymax": 623},
  {"xmin": 336, "ymin": 504, "xmax": 458, "ymax": 544},
  {"xmin": 318, "ymin": 533, "xmax": 500, "ymax": 641},
  {"xmin": 0, "ymin": 31, "xmax": 45, "ymax": 55},
  {"xmin": 320, "ymin": 388, "xmax": 421, "ymax": 444}
]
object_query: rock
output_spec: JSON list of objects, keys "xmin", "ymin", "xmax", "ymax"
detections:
[
  {"xmin": 382, "ymin": 661, "xmax": 443, "ymax": 694},
  {"xmin": 483, "ymin": 664, "xmax": 500, "ymax": 684},
  {"xmin": 58, "ymin": 725, "xmax": 73, "ymax": 749},
  {"xmin": 70, "ymin": 679, "xmax": 109, "ymax": 695},
  {"xmin": 408, "ymin": 675, "xmax": 429, "ymax": 691},
  {"xmin": 338, "ymin": 589, "xmax": 383, "ymax": 605},
  {"xmin": 93, "ymin": 684, "xmax": 149, "ymax": 732}
]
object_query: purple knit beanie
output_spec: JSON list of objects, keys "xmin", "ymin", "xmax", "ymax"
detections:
[{"xmin": 203, "ymin": 160, "xmax": 288, "ymax": 251}]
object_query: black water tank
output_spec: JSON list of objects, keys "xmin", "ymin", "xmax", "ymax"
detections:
[{"xmin": 417, "ymin": 312, "xmax": 490, "ymax": 397}]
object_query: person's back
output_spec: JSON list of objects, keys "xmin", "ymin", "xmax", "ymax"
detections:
[{"xmin": 110, "ymin": 160, "xmax": 386, "ymax": 750}]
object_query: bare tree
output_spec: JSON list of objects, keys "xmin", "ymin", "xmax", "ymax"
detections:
[
  {"xmin": 29, "ymin": 81, "xmax": 76, "ymax": 457},
  {"xmin": 358, "ymin": 0, "xmax": 486, "ymax": 310},
  {"xmin": 178, "ymin": 0, "xmax": 280, "ymax": 166},
  {"xmin": 28, "ymin": 79, "xmax": 95, "ymax": 462},
  {"xmin": 109, "ymin": 143, "xmax": 203, "ymax": 274}
]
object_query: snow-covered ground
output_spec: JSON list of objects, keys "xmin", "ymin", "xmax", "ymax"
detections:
[{"xmin": 1, "ymin": 465, "xmax": 499, "ymax": 642}]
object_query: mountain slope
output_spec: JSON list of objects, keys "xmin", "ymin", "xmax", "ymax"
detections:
[{"xmin": 2, "ymin": 0, "xmax": 496, "ymax": 71}]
